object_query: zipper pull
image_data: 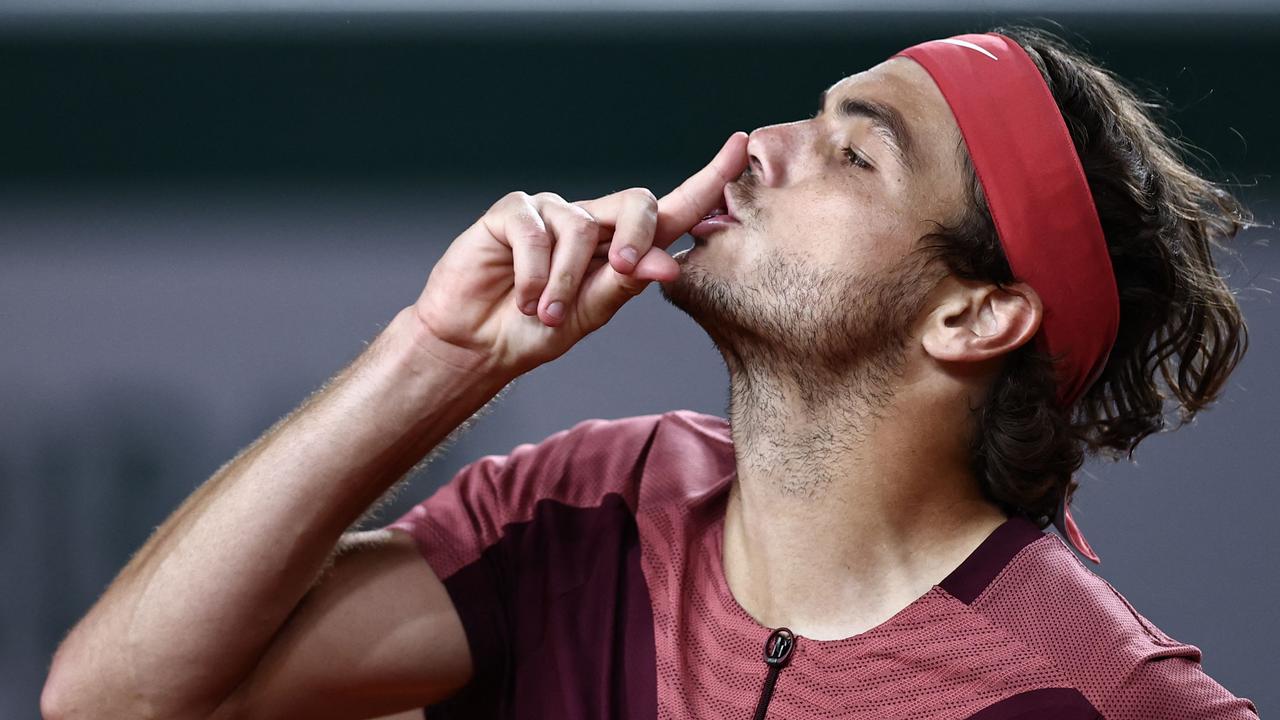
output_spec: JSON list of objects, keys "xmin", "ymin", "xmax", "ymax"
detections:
[{"xmin": 751, "ymin": 628, "xmax": 796, "ymax": 720}]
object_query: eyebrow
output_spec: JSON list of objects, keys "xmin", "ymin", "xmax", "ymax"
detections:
[{"xmin": 816, "ymin": 89, "xmax": 917, "ymax": 173}]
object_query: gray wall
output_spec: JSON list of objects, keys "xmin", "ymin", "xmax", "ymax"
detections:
[{"xmin": 3, "ymin": 10, "xmax": 1277, "ymax": 718}]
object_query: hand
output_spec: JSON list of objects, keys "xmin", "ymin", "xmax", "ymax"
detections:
[{"xmin": 409, "ymin": 131, "xmax": 749, "ymax": 379}]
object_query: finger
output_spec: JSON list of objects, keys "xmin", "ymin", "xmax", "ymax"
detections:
[
  {"xmin": 653, "ymin": 131, "xmax": 749, "ymax": 248},
  {"xmin": 574, "ymin": 187, "xmax": 658, "ymax": 275},
  {"xmin": 535, "ymin": 195, "xmax": 608, "ymax": 327},
  {"xmin": 486, "ymin": 192, "xmax": 552, "ymax": 316},
  {"xmin": 574, "ymin": 256, "xmax": 651, "ymax": 335},
  {"xmin": 632, "ymin": 247, "xmax": 680, "ymax": 283}
]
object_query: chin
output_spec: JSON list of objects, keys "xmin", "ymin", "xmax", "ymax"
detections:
[
  {"xmin": 675, "ymin": 230, "xmax": 746, "ymax": 270},
  {"xmin": 658, "ymin": 253, "xmax": 745, "ymax": 337}
]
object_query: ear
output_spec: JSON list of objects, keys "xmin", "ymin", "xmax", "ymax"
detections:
[{"xmin": 921, "ymin": 278, "xmax": 1043, "ymax": 364}]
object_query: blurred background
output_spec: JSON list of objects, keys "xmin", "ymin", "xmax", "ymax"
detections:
[{"xmin": 2, "ymin": 2, "xmax": 1277, "ymax": 717}]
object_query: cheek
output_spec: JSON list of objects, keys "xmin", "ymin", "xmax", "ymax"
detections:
[{"xmin": 803, "ymin": 186, "xmax": 903, "ymax": 255}]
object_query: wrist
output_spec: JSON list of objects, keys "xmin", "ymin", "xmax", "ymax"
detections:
[{"xmin": 377, "ymin": 305, "xmax": 513, "ymax": 397}]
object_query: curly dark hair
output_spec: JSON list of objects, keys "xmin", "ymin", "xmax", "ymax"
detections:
[{"xmin": 916, "ymin": 25, "xmax": 1254, "ymax": 531}]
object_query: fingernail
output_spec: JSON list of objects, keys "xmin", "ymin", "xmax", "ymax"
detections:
[
  {"xmin": 546, "ymin": 301, "xmax": 565, "ymax": 320},
  {"xmin": 521, "ymin": 299, "xmax": 537, "ymax": 314},
  {"xmin": 620, "ymin": 247, "xmax": 639, "ymax": 265}
]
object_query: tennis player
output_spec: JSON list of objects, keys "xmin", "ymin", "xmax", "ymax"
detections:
[{"xmin": 43, "ymin": 26, "xmax": 1259, "ymax": 720}]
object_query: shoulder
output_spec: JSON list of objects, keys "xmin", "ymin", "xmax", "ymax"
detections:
[
  {"xmin": 385, "ymin": 409, "xmax": 733, "ymax": 576},
  {"xmin": 496, "ymin": 408, "xmax": 732, "ymax": 506},
  {"xmin": 974, "ymin": 535, "xmax": 1259, "ymax": 718},
  {"xmin": 638, "ymin": 409, "xmax": 736, "ymax": 506}
]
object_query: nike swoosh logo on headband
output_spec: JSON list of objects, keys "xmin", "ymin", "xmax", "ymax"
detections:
[{"xmin": 938, "ymin": 38, "xmax": 999, "ymax": 61}]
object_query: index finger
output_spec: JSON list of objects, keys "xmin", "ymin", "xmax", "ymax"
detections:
[{"xmin": 653, "ymin": 131, "xmax": 750, "ymax": 248}]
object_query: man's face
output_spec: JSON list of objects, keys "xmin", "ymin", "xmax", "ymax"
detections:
[{"xmin": 661, "ymin": 57, "xmax": 968, "ymax": 380}]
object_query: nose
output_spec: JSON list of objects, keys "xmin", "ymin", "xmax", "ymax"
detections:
[{"xmin": 746, "ymin": 121, "xmax": 806, "ymax": 187}]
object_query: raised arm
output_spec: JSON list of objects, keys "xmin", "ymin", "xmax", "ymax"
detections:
[
  {"xmin": 39, "ymin": 304, "xmax": 507, "ymax": 720},
  {"xmin": 40, "ymin": 132, "xmax": 748, "ymax": 720}
]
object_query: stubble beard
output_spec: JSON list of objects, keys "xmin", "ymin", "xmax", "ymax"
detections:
[{"xmin": 659, "ymin": 241, "xmax": 938, "ymax": 496}]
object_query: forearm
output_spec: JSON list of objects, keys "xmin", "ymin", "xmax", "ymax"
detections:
[{"xmin": 44, "ymin": 305, "xmax": 510, "ymax": 720}]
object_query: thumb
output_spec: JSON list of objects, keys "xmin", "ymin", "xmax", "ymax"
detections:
[{"xmin": 653, "ymin": 131, "xmax": 750, "ymax": 249}]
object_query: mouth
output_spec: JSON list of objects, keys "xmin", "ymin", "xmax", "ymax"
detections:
[
  {"xmin": 689, "ymin": 185, "xmax": 741, "ymax": 240},
  {"xmin": 721, "ymin": 184, "xmax": 741, "ymax": 221}
]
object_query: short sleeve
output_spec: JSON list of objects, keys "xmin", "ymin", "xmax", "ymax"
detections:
[
  {"xmin": 384, "ymin": 413, "xmax": 661, "ymax": 579},
  {"xmin": 1103, "ymin": 649, "xmax": 1260, "ymax": 719},
  {"xmin": 380, "ymin": 413, "xmax": 664, "ymax": 706}
]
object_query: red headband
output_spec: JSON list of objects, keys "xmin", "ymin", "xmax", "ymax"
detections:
[{"xmin": 895, "ymin": 33, "xmax": 1119, "ymax": 564}]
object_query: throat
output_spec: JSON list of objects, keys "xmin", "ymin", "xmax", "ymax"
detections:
[
  {"xmin": 726, "ymin": 363, "xmax": 887, "ymax": 499},
  {"xmin": 719, "ymin": 360, "xmax": 1009, "ymax": 640},
  {"xmin": 719, "ymin": 486, "xmax": 1010, "ymax": 640}
]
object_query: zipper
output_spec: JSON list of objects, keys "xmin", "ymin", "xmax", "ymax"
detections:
[{"xmin": 751, "ymin": 627, "xmax": 796, "ymax": 720}]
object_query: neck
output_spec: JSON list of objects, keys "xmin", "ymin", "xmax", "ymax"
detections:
[{"xmin": 721, "ymin": 358, "xmax": 1009, "ymax": 641}]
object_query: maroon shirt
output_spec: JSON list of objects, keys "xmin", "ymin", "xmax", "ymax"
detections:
[{"xmin": 386, "ymin": 410, "xmax": 1259, "ymax": 719}]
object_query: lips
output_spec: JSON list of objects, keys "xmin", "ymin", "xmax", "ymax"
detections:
[
  {"xmin": 721, "ymin": 185, "xmax": 741, "ymax": 222},
  {"xmin": 689, "ymin": 186, "xmax": 741, "ymax": 240}
]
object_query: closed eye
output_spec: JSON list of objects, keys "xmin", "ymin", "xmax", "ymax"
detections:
[{"xmin": 842, "ymin": 146, "xmax": 873, "ymax": 170}]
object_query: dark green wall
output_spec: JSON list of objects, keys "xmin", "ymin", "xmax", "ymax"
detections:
[{"xmin": 2, "ymin": 12, "xmax": 1276, "ymax": 198}]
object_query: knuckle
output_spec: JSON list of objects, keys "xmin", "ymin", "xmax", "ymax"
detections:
[
  {"xmin": 497, "ymin": 190, "xmax": 530, "ymax": 207},
  {"xmin": 518, "ymin": 275, "xmax": 548, "ymax": 295},
  {"xmin": 533, "ymin": 191, "xmax": 565, "ymax": 204},
  {"xmin": 555, "ymin": 269, "xmax": 577, "ymax": 291},
  {"xmin": 568, "ymin": 213, "xmax": 598, "ymax": 237},
  {"xmin": 489, "ymin": 190, "xmax": 533, "ymax": 219},
  {"xmin": 674, "ymin": 186, "xmax": 699, "ymax": 217},
  {"xmin": 627, "ymin": 186, "xmax": 658, "ymax": 207},
  {"xmin": 519, "ymin": 264, "xmax": 550, "ymax": 284},
  {"xmin": 519, "ymin": 227, "xmax": 553, "ymax": 250}
]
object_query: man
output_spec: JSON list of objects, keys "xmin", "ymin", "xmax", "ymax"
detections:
[{"xmin": 42, "ymin": 26, "xmax": 1258, "ymax": 720}]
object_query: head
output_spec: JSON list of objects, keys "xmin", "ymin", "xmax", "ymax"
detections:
[
  {"xmin": 661, "ymin": 41, "xmax": 980, "ymax": 419},
  {"xmin": 660, "ymin": 25, "xmax": 1251, "ymax": 527}
]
